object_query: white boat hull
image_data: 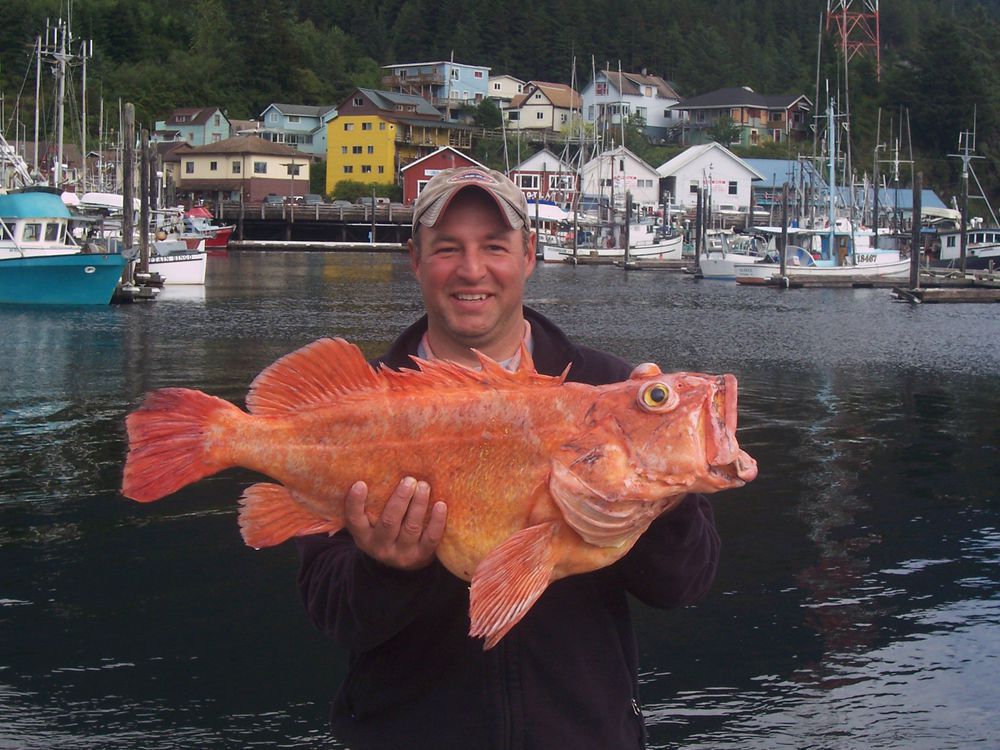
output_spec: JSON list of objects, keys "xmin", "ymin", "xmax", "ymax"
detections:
[
  {"xmin": 541, "ymin": 235, "xmax": 683, "ymax": 264},
  {"xmin": 150, "ymin": 239, "xmax": 207, "ymax": 285},
  {"xmin": 699, "ymin": 252, "xmax": 764, "ymax": 280},
  {"xmin": 734, "ymin": 255, "xmax": 911, "ymax": 284}
]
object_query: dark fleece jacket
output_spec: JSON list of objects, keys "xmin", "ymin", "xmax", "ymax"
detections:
[{"xmin": 295, "ymin": 307, "xmax": 720, "ymax": 750}]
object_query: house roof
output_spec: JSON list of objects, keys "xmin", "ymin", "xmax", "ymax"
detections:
[
  {"xmin": 511, "ymin": 81, "xmax": 581, "ymax": 110},
  {"xmin": 586, "ymin": 145, "xmax": 659, "ymax": 177},
  {"xmin": 656, "ymin": 143, "xmax": 765, "ymax": 180},
  {"xmin": 262, "ymin": 103, "xmax": 337, "ymax": 118},
  {"xmin": 382, "ymin": 61, "xmax": 490, "ymax": 71},
  {"xmin": 399, "ymin": 146, "xmax": 487, "ymax": 173},
  {"xmin": 600, "ymin": 70, "xmax": 680, "ymax": 100},
  {"xmin": 350, "ymin": 88, "xmax": 442, "ymax": 118},
  {"xmin": 164, "ymin": 107, "xmax": 226, "ymax": 126},
  {"xmin": 511, "ymin": 147, "xmax": 574, "ymax": 173},
  {"xmin": 181, "ymin": 135, "xmax": 304, "ymax": 157},
  {"xmin": 676, "ymin": 87, "xmax": 811, "ymax": 111},
  {"xmin": 489, "ymin": 74, "xmax": 526, "ymax": 84}
]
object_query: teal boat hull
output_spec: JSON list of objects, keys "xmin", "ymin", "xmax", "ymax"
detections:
[{"xmin": 0, "ymin": 252, "xmax": 126, "ymax": 305}]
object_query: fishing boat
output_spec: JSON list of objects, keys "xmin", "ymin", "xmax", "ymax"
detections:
[
  {"xmin": 541, "ymin": 220, "xmax": 683, "ymax": 264},
  {"xmin": 0, "ymin": 188, "xmax": 126, "ymax": 305},
  {"xmin": 697, "ymin": 231, "xmax": 767, "ymax": 280},
  {"xmin": 150, "ymin": 236, "xmax": 208, "ymax": 285},
  {"xmin": 734, "ymin": 100, "xmax": 908, "ymax": 285},
  {"xmin": 934, "ymin": 224, "xmax": 1000, "ymax": 270},
  {"xmin": 185, "ymin": 206, "xmax": 234, "ymax": 253}
]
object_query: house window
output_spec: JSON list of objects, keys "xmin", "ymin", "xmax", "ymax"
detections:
[
  {"xmin": 269, "ymin": 112, "xmax": 279, "ymax": 122},
  {"xmin": 353, "ymin": 97, "xmax": 363, "ymax": 106},
  {"xmin": 232, "ymin": 161, "xmax": 241, "ymax": 173},
  {"xmin": 352, "ymin": 146, "xmax": 363, "ymax": 154},
  {"xmin": 508, "ymin": 111, "xmax": 520, "ymax": 121},
  {"xmin": 560, "ymin": 113, "xmax": 568, "ymax": 123},
  {"xmin": 214, "ymin": 114, "xmax": 221, "ymax": 126},
  {"xmin": 288, "ymin": 115, "xmax": 300, "ymax": 123},
  {"xmin": 493, "ymin": 82, "xmax": 501, "ymax": 91},
  {"xmin": 361, "ymin": 165, "xmax": 372, "ymax": 174},
  {"xmin": 176, "ymin": 115, "xmax": 188, "ymax": 123},
  {"xmin": 378, "ymin": 165, "xmax": 384, "ymax": 173},
  {"xmin": 947, "ymin": 236, "xmax": 956, "ymax": 248},
  {"xmin": 534, "ymin": 93, "xmax": 543, "ymax": 100},
  {"xmin": 770, "ymin": 111, "xmax": 782, "ymax": 122},
  {"xmin": 474, "ymin": 71, "xmax": 484, "ymax": 78},
  {"xmin": 689, "ymin": 180, "xmax": 699, "ymax": 194},
  {"xmin": 696, "ymin": 111, "xmax": 706, "ymax": 122},
  {"xmin": 341, "ymin": 146, "xmax": 348, "ymax": 154},
  {"xmin": 344, "ymin": 123, "xmax": 354, "ymax": 131},
  {"xmin": 645, "ymin": 86, "xmax": 653, "ymax": 96},
  {"xmin": 636, "ymin": 107, "xmax": 647, "ymax": 121},
  {"xmin": 362, "ymin": 122, "xmax": 372, "ymax": 130},
  {"xmin": 596, "ymin": 82, "xmax": 608, "ymax": 96},
  {"xmin": 516, "ymin": 174, "xmax": 539, "ymax": 189},
  {"xmin": 664, "ymin": 109, "xmax": 672, "ymax": 119},
  {"xmin": 185, "ymin": 161, "xmax": 194, "ymax": 174},
  {"xmin": 254, "ymin": 161, "xmax": 267, "ymax": 174},
  {"xmin": 343, "ymin": 165, "xmax": 353, "ymax": 173},
  {"xmin": 286, "ymin": 164, "xmax": 301, "ymax": 176},
  {"xmin": 367, "ymin": 145, "xmax": 374, "ymax": 154},
  {"xmin": 588, "ymin": 105, "xmax": 594, "ymax": 119},
  {"xmin": 536, "ymin": 111, "xmax": 545, "ymax": 120},
  {"xmin": 379, "ymin": 122, "xmax": 386, "ymax": 130},
  {"xmin": 209, "ymin": 160, "xmax": 218, "ymax": 171},
  {"xmin": 728, "ymin": 181, "xmax": 738, "ymax": 195},
  {"xmin": 451, "ymin": 68, "xmax": 459, "ymax": 80}
]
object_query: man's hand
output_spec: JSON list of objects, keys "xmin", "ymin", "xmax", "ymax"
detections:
[{"xmin": 344, "ymin": 477, "xmax": 447, "ymax": 571}]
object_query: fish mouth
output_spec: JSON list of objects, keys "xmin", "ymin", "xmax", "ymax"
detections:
[{"xmin": 708, "ymin": 449, "xmax": 758, "ymax": 487}]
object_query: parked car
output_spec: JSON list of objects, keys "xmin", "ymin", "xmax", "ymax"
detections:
[
  {"xmin": 355, "ymin": 196, "xmax": 391, "ymax": 207},
  {"xmin": 262, "ymin": 194, "xmax": 284, "ymax": 205},
  {"xmin": 330, "ymin": 199, "xmax": 353, "ymax": 209},
  {"xmin": 301, "ymin": 194, "xmax": 324, "ymax": 205}
]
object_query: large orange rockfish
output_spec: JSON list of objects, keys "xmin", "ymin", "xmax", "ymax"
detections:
[{"xmin": 122, "ymin": 338, "xmax": 757, "ymax": 648}]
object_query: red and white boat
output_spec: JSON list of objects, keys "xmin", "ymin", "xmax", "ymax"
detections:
[{"xmin": 182, "ymin": 206, "xmax": 234, "ymax": 254}]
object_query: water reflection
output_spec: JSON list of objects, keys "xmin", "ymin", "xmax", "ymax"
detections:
[{"xmin": 1, "ymin": 252, "xmax": 998, "ymax": 749}]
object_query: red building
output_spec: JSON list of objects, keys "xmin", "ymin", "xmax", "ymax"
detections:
[{"xmin": 400, "ymin": 147, "xmax": 487, "ymax": 204}]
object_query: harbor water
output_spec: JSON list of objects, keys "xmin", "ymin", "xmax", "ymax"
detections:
[{"xmin": 1, "ymin": 251, "xmax": 998, "ymax": 749}]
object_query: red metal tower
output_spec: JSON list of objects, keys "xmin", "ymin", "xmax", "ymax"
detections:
[{"xmin": 826, "ymin": 0, "xmax": 881, "ymax": 80}]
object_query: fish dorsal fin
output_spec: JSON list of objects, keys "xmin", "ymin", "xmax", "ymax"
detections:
[
  {"xmin": 247, "ymin": 337, "xmax": 567, "ymax": 416},
  {"xmin": 247, "ymin": 337, "xmax": 382, "ymax": 415}
]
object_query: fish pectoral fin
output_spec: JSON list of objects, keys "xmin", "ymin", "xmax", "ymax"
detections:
[
  {"xmin": 238, "ymin": 483, "xmax": 342, "ymax": 549},
  {"xmin": 549, "ymin": 460, "xmax": 649, "ymax": 549},
  {"xmin": 469, "ymin": 521, "xmax": 559, "ymax": 650}
]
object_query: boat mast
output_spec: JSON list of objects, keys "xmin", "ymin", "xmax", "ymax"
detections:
[{"xmin": 827, "ymin": 95, "xmax": 836, "ymax": 259}]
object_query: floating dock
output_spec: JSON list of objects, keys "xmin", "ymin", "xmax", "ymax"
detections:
[{"xmin": 229, "ymin": 240, "xmax": 407, "ymax": 252}]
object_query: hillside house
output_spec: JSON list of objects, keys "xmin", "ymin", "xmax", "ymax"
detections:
[
  {"xmin": 580, "ymin": 70, "xmax": 683, "ymax": 144},
  {"xmin": 167, "ymin": 135, "xmax": 309, "ymax": 203},
  {"xmin": 325, "ymin": 88, "xmax": 473, "ymax": 194},
  {"xmin": 258, "ymin": 103, "xmax": 337, "ymax": 158},
  {"xmin": 509, "ymin": 148, "xmax": 579, "ymax": 205},
  {"xmin": 673, "ymin": 87, "xmax": 812, "ymax": 147},
  {"xmin": 504, "ymin": 82, "xmax": 581, "ymax": 133},
  {"xmin": 656, "ymin": 143, "xmax": 763, "ymax": 214},
  {"xmin": 400, "ymin": 147, "xmax": 487, "ymax": 204},
  {"xmin": 581, "ymin": 146, "xmax": 661, "ymax": 213},
  {"xmin": 153, "ymin": 107, "xmax": 230, "ymax": 146},
  {"xmin": 381, "ymin": 61, "xmax": 491, "ymax": 120},
  {"xmin": 488, "ymin": 74, "xmax": 526, "ymax": 105}
]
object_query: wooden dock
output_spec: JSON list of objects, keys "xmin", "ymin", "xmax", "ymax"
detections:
[
  {"xmin": 616, "ymin": 258, "xmax": 694, "ymax": 272},
  {"xmin": 891, "ymin": 269, "xmax": 1000, "ymax": 303},
  {"xmin": 230, "ymin": 240, "xmax": 407, "ymax": 252}
]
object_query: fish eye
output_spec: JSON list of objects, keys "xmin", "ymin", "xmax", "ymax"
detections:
[{"xmin": 638, "ymin": 382, "xmax": 677, "ymax": 412}]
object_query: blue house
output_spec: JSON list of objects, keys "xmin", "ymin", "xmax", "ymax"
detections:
[
  {"xmin": 381, "ymin": 61, "xmax": 490, "ymax": 120},
  {"xmin": 257, "ymin": 103, "xmax": 337, "ymax": 159},
  {"xmin": 153, "ymin": 107, "xmax": 230, "ymax": 146}
]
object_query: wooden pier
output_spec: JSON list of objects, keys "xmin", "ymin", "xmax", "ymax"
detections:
[
  {"xmin": 230, "ymin": 240, "xmax": 407, "ymax": 252},
  {"xmin": 891, "ymin": 268, "xmax": 1000, "ymax": 303}
]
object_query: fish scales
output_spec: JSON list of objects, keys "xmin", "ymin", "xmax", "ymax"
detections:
[{"xmin": 122, "ymin": 337, "xmax": 757, "ymax": 648}]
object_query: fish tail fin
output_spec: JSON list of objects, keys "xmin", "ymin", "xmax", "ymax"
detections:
[
  {"xmin": 239, "ymin": 483, "xmax": 343, "ymax": 549},
  {"xmin": 469, "ymin": 521, "xmax": 559, "ymax": 650},
  {"xmin": 122, "ymin": 387, "xmax": 241, "ymax": 502}
]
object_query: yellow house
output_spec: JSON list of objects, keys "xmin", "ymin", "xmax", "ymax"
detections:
[{"xmin": 326, "ymin": 88, "xmax": 473, "ymax": 194}]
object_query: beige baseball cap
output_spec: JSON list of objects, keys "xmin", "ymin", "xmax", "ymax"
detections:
[{"xmin": 412, "ymin": 166, "xmax": 530, "ymax": 230}]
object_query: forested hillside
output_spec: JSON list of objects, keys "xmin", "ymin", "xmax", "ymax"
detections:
[{"xmin": 2, "ymin": 0, "xmax": 998, "ymax": 203}]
